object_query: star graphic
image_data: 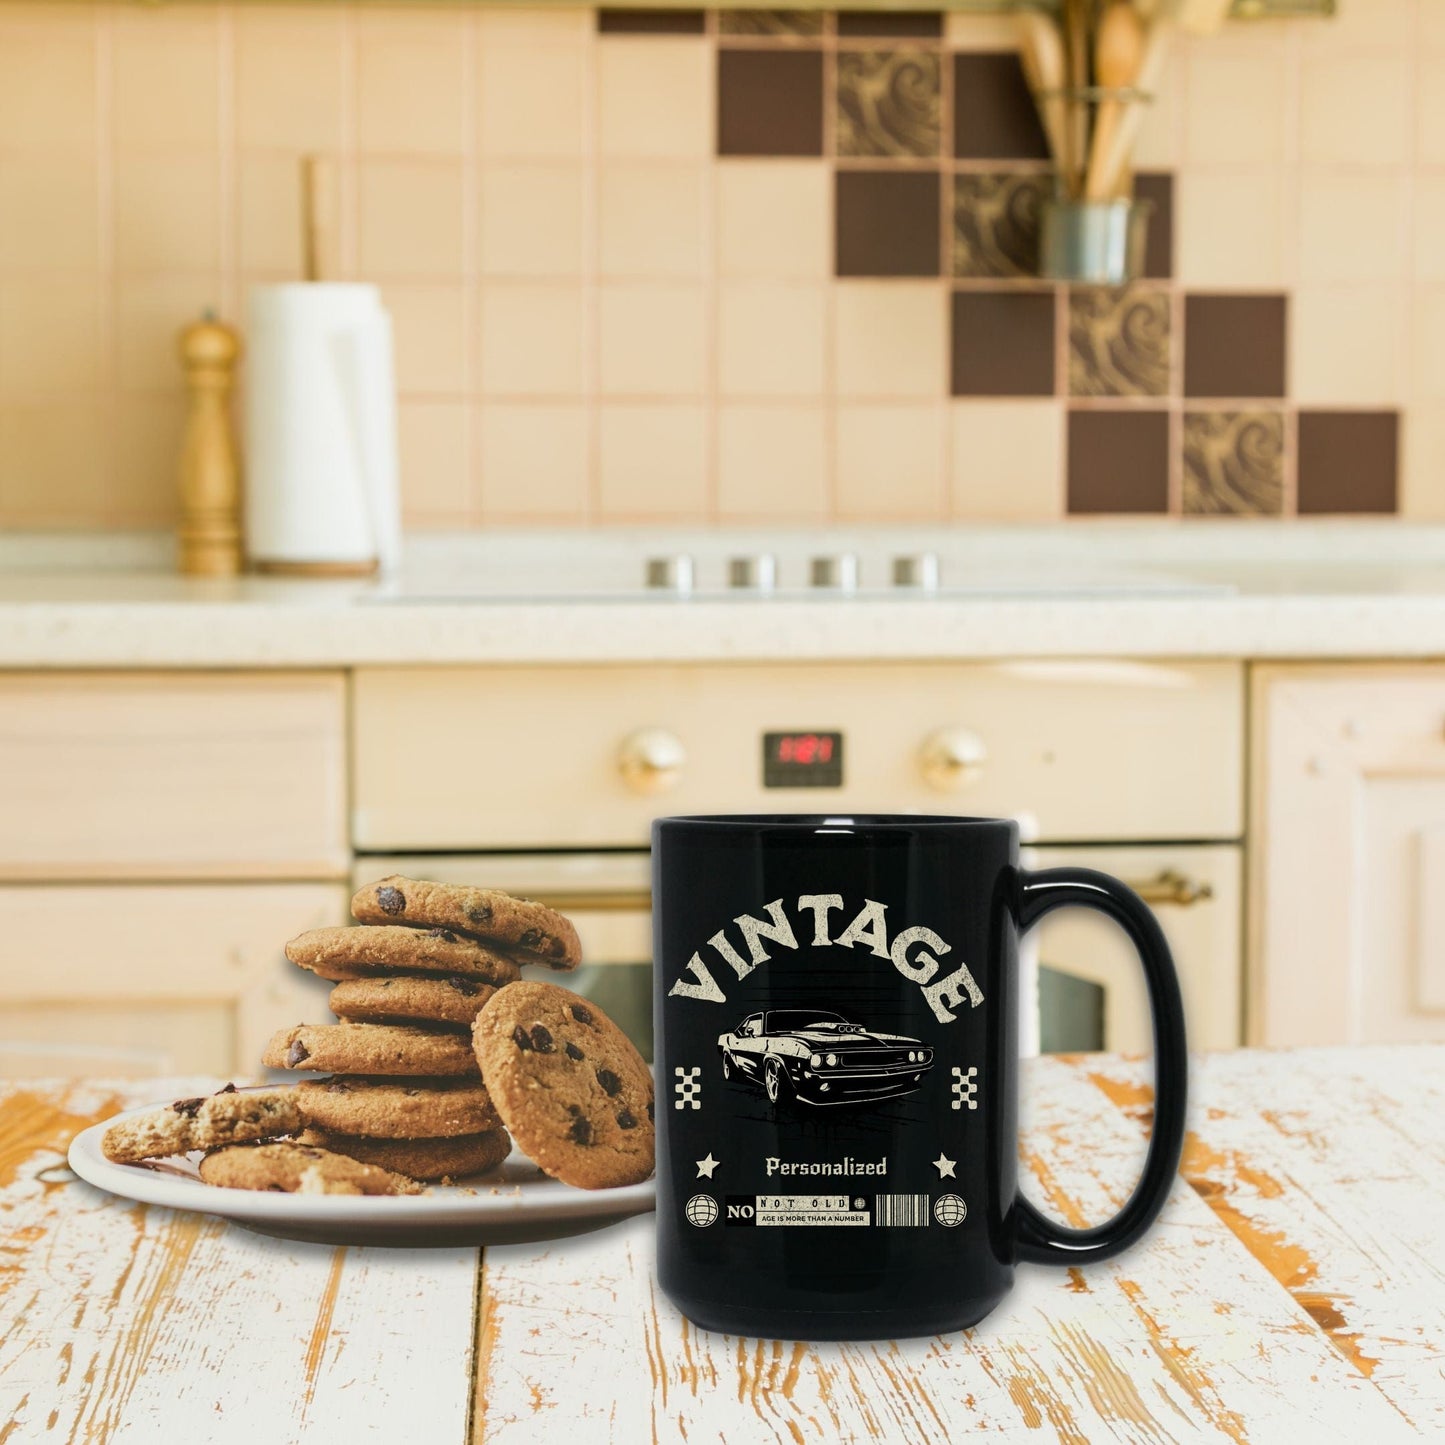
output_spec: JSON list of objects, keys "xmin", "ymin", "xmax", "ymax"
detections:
[
  {"xmin": 931, "ymin": 1152, "xmax": 957, "ymax": 1179},
  {"xmin": 695, "ymin": 1153, "xmax": 719, "ymax": 1179}
]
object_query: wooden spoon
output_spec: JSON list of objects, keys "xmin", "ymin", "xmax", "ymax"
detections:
[
  {"xmin": 1016, "ymin": 9, "xmax": 1069, "ymax": 176},
  {"xmin": 1085, "ymin": 1, "xmax": 1147, "ymax": 202}
]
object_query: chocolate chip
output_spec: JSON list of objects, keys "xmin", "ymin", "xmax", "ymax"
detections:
[
  {"xmin": 512, "ymin": 1025, "xmax": 533, "ymax": 1051},
  {"xmin": 616, "ymin": 1110, "xmax": 637, "ymax": 1130},
  {"xmin": 646, "ymin": 1100, "xmax": 655, "ymax": 1121},
  {"xmin": 529, "ymin": 1024, "xmax": 554, "ymax": 1053},
  {"xmin": 445, "ymin": 977, "xmax": 480, "ymax": 997},
  {"xmin": 565, "ymin": 1102, "xmax": 582, "ymax": 1117},
  {"xmin": 518, "ymin": 928, "xmax": 545, "ymax": 951},
  {"xmin": 570, "ymin": 1004, "xmax": 593, "ymax": 1025},
  {"xmin": 287, "ymin": 1040, "xmax": 310, "ymax": 1066},
  {"xmin": 596, "ymin": 1068, "xmax": 622, "ymax": 1097},
  {"xmin": 465, "ymin": 902, "xmax": 493, "ymax": 926},
  {"xmin": 380, "ymin": 979, "xmax": 395, "ymax": 988},
  {"xmin": 376, "ymin": 885, "xmax": 406, "ymax": 916},
  {"xmin": 564, "ymin": 1042, "xmax": 584, "ymax": 1061},
  {"xmin": 172, "ymin": 1097, "xmax": 204, "ymax": 1117},
  {"xmin": 302, "ymin": 1148, "xmax": 322, "ymax": 1159},
  {"xmin": 568, "ymin": 1115, "xmax": 593, "ymax": 1145},
  {"xmin": 427, "ymin": 927, "xmax": 458, "ymax": 942},
  {"xmin": 218, "ymin": 1083, "xmax": 237, "ymax": 1095},
  {"xmin": 325, "ymin": 1080, "xmax": 351, "ymax": 1093}
]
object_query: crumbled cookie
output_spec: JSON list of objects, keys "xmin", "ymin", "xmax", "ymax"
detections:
[
  {"xmin": 328, "ymin": 974, "xmax": 498, "ymax": 1030},
  {"xmin": 285, "ymin": 925, "xmax": 521, "ymax": 985},
  {"xmin": 472, "ymin": 982, "xmax": 654, "ymax": 1190},
  {"xmin": 101, "ymin": 1084, "xmax": 300, "ymax": 1164},
  {"xmin": 294, "ymin": 1076, "xmax": 501, "ymax": 1139},
  {"xmin": 351, "ymin": 877, "xmax": 581, "ymax": 970},
  {"xmin": 198, "ymin": 1141, "xmax": 420, "ymax": 1195},
  {"xmin": 262, "ymin": 1022, "xmax": 480, "ymax": 1077},
  {"xmin": 297, "ymin": 1126, "xmax": 511, "ymax": 1182}
]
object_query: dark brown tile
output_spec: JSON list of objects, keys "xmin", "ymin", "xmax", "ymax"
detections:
[
  {"xmin": 836, "ymin": 49, "xmax": 941, "ymax": 159},
  {"xmin": 1134, "ymin": 172, "xmax": 1173, "ymax": 281},
  {"xmin": 598, "ymin": 10, "xmax": 706, "ymax": 34},
  {"xmin": 718, "ymin": 10, "xmax": 824, "ymax": 36},
  {"xmin": 836, "ymin": 169, "xmax": 941, "ymax": 276},
  {"xmin": 953, "ymin": 53, "xmax": 1050, "ymax": 161},
  {"xmin": 1183, "ymin": 294, "xmax": 1287, "ymax": 399},
  {"xmin": 1182, "ymin": 411, "xmax": 1284, "ymax": 516},
  {"xmin": 952, "ymin": 173, "xmax": 1047, "ymax": 279},
  {"xmin": 951, "ymin": 289, "xmax": 1056, "ymax": 396},
  {"xmin": 718, "ymin": 50, "xmax": 824, "ymax": 157},
  {"xmin": 1067, "ymin": 410, "xmax": 1170, "ymax": 513},
  {"xmin": 1297, "ymin": 411, "xmax": 1399, "ymax": 514},
  {"xmin": 837, "ymin": 11, "xmax": 944, "ymax": 38},
  {"xmin": 1069, "ymin": 286, "xmax": 1171, "ymax": 398}
]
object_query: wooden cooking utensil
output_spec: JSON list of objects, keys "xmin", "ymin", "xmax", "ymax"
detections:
[
  {"xmin": 1085, "ymin": 1, "xmax": 1147, "ymax": 201},
  {"xmin": 1016, "ymin": 9, "xmax": 1069, "ymax": 175},
  {"xmin": 301, "ymin": 155, "xmax": 339, "ymax": 284},
  {"xmin": 1061, "ymin": 0, "xmax": 1091, "ymax": 198},
  {"xmin": 1092, "ymin": 14, "xmax": 1173, "ymax": 202}
]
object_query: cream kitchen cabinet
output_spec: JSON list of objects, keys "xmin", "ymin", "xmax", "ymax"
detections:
[{"xmin": 1250, "ymin": 664, "xmax": 1445, "ymax": 1046}]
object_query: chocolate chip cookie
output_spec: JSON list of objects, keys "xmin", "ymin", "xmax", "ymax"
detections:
[
  {"xmin": 352, "ymin": 877, "xmax": 582, "ymax": 970},
  {"xmin": 297, "ymin": 1127, "xmax": 511, "ymax": 1182},
  {"xmin": 101, "ymin": 1084, "xmax": 301, "ymax": 1164},
  {"xmin": 294, "ymin": 1076, "xmax": 501, "ymax": 1139},
  {"xmin": 472, "ymin": 981, "xmax": 654, "ymax": 1190},
  {"xmin": 263, "ymin": 1022, "xmax": 480, "ymax": 1077},
  {"xmin": 328, "ymin": 975, "xmax": 498, "ymax": 1030},
  {"xmin": 198, "ymin": 1141, "xmax": 421, "ymax": 1195},
  {"xmin": 286, "ymin": 925, "xmax": 522, "ymax": 985}
]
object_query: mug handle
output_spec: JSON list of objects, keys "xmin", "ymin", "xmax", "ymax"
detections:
[{"xmin": 1013, "ymin": 867, "xmax": 1189, "ymax": 1266}]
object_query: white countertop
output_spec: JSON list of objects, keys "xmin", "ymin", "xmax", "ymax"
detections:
[{"xmin": 6, "ymin": 522, "xmax": 1445, "ymax": 667}]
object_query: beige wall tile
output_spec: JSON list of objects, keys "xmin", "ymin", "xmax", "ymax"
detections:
[
  {"xmin": 1415, "ymin": 176, "xmax": 1445, "ymax": 283},
  {"xmin": 479, "ymin": 164, "xmax": 585, "ymax": 278},
  {"xmin": 717, "ymin": 405, "xmax": 828, "ymax": 520},
  {"xmin": 0, "ymin": 14, "xmax": 97, "ymax": 153},
  {"xmin": 1300, "ymin": 0, "xmax": 1413, "ymax": 54},
  {"xmin": 0, "ymin": 276, "xmax": 104, "ymax": 396},
  {"xmin": 949, "ymin": 399, "xmax": 1064, "ymax": 520},
  {"xmin": 1418, "ymin": 53, "xmax": 1445, "ymax": 166},
  {"xmin": 116, "ymin": 276, "xmax": 222, "ymax": 393},
  {"xmin": 598, "ymin": 283, "xmax": 706, "ymax": 397},
  {"xmin": 112, "ymin": 10, "xmax": 222, "ymax": 154},
  {"xmin": 0, "ymin": 159, "xmax": 98, "ymax": 270},
  {"xmin": 479, "ymin": 43, "xmax": 587, "ymax": 158},
  {"xmin": 834, "ymin": 281, "xmax": 947, "ymax": 399},
  {"xmin": 479, "ymin": 403, "xmax": 590, "ymax": 520},
  {"xmin": 0, "ymin": 401, "xmax": 107, "ymax": 523},
  {"xmin": 1298, "ymin": 172, "xmax": 1408, "ymax": 284},
  {"xmin": 1423, "ymin": 3, "xmax": 1445, "ymax": 49},
  {"xmin": 234, "ymin": 7, "xmax": 345, "ymax": 153},
  {"xmin": 357, "ymin": 10, "xmax": 470, "ymax": 156},
  {"xmin": 397, "ymin": 398, "xmax": 473, "ymax": 525},
  {"xmin": 1177, "ymin": 170, "xmax": 1286, "ymax": 287},
  {"xmin": 598, "ymin": 403, "xmax": 708, "ymax": 518},
  {"xmin": 1401, "ymin": 406, "xmax": 1445, "ymax": 519},
  {"xmin": 1300, "ymin": 54, "xmax": 1410, "ymax": 168},
  {"xmin": 479, "ymin": 283, "xmax": 586, "ymax": 396},
  {"xmin": 598, "ymin": 39, "xmax": 711, "ymax": 160},
  {"xmin": 1183, "ymin": 52, "xmax": 1288, "ymax": 166},
  {"xmin": 1131, "ymin": 46, "xmax": 1181, "ymax": 171},
  {"xmin": 115, "ymin": 156, "xmax": 221, "ymax": 273},
  {"xmin": 717, "ymin": 282, "xmax": 826, "ymax": 398},
  {"xmin": 944, "ymin": 13, "xmax": 1024, "ymax": 50},
  {"xmin": 835, "ymin": 403, "xmax": 946, "ymax": 520},
  {"xmin": 1412, "ymin": 288, "xmax": 1445, "ymax": 401},
  {"xmin": 599, "ymin": 163, "xmax": 706, "ymax": 279},
  {"xmin": 113, "ymin": 395, "xmax": 185, "ymax": 525},
  {"xmin": 384, "ymin": 283, "xmax": 470, "ymax": 395},
  {"xmin": 477, "ymin": 7, "xmax": 592, "ymax": 44},
  {"xmin": 358, "ymin": 159, "xmax": 465, "ymax": 278},
  {"xmin": 717, "ymin": 161, "xmax": 830, "ymax": 280},
  {"xmin": 1292, "ymin": 286, "xmax": 1406, "ymax": 405}
]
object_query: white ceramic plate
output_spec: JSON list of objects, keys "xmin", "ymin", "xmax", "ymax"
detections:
[{"xmin": 68, "ymin": 1097, "xmax": 656, "ymax": 1247}]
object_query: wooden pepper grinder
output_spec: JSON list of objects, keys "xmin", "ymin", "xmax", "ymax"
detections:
[{"xmin": 176, "ymin": 311, "xmax": 244, "ymax": 576}]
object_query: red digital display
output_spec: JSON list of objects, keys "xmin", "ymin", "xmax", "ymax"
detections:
[
  {"xmin": 774, "ymin": 733, "xmax": 834, "ymax": 765},
  {"xmin": 763, "ymin": 731, "xmax": 844, "ymax": 788}
]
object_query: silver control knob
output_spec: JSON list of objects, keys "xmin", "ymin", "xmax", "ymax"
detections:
[
  {"xmin": 919, "ymin": 727, "xmax": 988, "ymax": 791},
  {"xmin": 810, "ymin": 553, "xmax": 859, "ymax": 592},
  {"xmin": 728, "ymin": 554, "xmax": 777, "ymax": 592},
  {"xmin": 893, "ymin": 552, "xmax": 940, "ymax": 591},
  {"xmin": 645, "ymin": 555, "xmax": 694, "ymax": 596},
  {"xmin": 617, "ymin": 728, "xmax": 686, "ymax": 794}
]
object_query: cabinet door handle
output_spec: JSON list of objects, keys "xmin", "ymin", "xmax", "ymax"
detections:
[{"xmin": 1124, "ymin": 869, "xmax": 1214, "ymax": 907}]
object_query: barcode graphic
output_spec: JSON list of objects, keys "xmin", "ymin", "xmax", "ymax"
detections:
[{"xmin": 874, "ymin": 1194, "xmax": 930, "ymax": 1227}]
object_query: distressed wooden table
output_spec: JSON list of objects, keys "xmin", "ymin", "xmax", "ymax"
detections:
[{"xmin": 1, "ymin": 1045, "xmax": 1440, "ymax": 1444}]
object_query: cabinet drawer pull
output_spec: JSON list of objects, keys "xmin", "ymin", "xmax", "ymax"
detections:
[{"xmin": 1125, "ymin": 869, "xmax": 1214, "ymax": 907}]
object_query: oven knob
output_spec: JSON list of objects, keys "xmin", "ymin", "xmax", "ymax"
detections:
[
  {"xmin": 645, "ymin": 555, "xmax": 694, "ymax": 596},
  {"xmin": 893, "ymin": 552, "xmax": 940, "ymax": 591},
  {"xmin": 618, "ymin": 728, "xmax": 686, "ymax": 794},
  {"xmin": 810, "ymin": 553, "xmax": 859, "ymax": 592},
  {"xmin": 919, "ymin": 728, "xmax": 988, "ymax": 790}
]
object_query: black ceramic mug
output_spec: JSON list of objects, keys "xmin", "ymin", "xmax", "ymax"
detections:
[{"xmin": 652, "ymin": 813, "xmax": 1187, "ymax": 1341}]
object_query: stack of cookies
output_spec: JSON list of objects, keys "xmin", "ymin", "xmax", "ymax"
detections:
[{"xmin": 259, "ymin": 875, "xmax": 583, "ymax": 1183}]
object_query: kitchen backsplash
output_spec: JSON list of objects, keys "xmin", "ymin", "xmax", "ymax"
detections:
[{"xmin": 0, "ymin": 1, "xmax": 1438, "ymax": 530}]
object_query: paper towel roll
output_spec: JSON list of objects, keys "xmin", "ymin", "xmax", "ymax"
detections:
[{"xmin": 244, "ymin": 283, "xmax": 401, "ymax": 574}]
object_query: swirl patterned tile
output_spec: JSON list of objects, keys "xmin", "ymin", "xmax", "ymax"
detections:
[
  {"xmin": 1068, "ymin": 286, "xmax": 1171, "ymax": 398},
  {"xmin": 719, "ymin": 10, "xmax": 825, "ymax": 37},
  {"xmin": 952, "ymin": 173, "xmax": 1048, "ymax": 279},
  {"xmin": 1182, "ymin": 411, "xmax": 1285, "ymax": 516},
  {"xmin": 836, "ymin": 49, "xmax": 942, "ymax": 159}
]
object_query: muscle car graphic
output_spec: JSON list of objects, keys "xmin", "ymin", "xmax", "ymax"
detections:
[{"xmin": 716, "ymin": 1008, "xmax": 934, "ymax": 1106}]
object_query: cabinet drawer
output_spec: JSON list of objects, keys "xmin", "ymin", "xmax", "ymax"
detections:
[
  {"xmin": 0, "ymin": 673, "xmax": 349, "ymax": 878},
  {"xmin": 354, "ymin": 661, "xmax": 1244, "ymax": 849}
]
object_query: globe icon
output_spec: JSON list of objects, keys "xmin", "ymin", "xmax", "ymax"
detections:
[
  {"xmin": 933, "ymin": 1193, "xmax": 967, "ymax": 1227},
  {"xmin": 685, "ymin": 1193, "xmax": 719, "ymax": 1227}
]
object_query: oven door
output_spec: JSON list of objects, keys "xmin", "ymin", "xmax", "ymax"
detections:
[{"xmin": 354, "ymin": 853, "xmax": 655, "ymax": 1060}]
